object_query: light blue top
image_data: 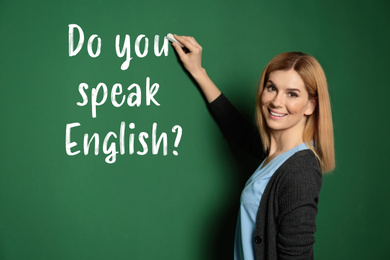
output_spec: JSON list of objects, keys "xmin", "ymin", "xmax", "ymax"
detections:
[{"xmin": 234, "ymin": 142, "xmax": 309, "ymax": 260}]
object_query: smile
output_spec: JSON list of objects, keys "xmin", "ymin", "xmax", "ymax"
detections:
[{"xmin": 268, "ymin": 109, "xmax": 287, "ymax": 118}]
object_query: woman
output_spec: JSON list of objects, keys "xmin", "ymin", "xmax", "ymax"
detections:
[{"xmin": 172, "ymin": 35, "xmax": 334, "ymax": 260}]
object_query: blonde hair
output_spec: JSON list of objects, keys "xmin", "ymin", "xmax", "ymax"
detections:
[{"xmin": 255, "ymin": 52, "xmax": 335, "ymax": 173}]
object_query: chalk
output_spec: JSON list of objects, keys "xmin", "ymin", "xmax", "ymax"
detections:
[{"xmin": 166, "ymin": 33, "xmax": 184, "ymax": 48}]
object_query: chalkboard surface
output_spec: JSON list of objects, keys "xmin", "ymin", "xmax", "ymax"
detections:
[{"xmin": 1, "ymin": 0, "xmax": 390, "ymax": 259}]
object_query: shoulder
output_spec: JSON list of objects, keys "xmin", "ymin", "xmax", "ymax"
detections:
[
  {"xmin": 281, "ymin": 149, "xmax": 321, "ymax": 173},
  {"xmin": 275, "ymin": 149, "xmax": 322, "ymax": 203},
  {"xmin": 278, "ymin": 149, "xmax": 322, "ymax": 182}
]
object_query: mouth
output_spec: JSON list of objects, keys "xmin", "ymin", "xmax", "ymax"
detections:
[{"xmin": 268, "ymin": 108, "xmax": 287, "ymax": 118}]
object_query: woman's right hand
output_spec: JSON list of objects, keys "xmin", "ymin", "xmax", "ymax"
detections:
[{"xmin": 171, "ymin": 35, "xmax": 204, "ymax": 77}]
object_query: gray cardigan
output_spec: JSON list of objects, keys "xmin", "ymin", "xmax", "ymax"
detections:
[{"xmin": 208, "ymin": 94, "xmax": 322, "ymax": 260}]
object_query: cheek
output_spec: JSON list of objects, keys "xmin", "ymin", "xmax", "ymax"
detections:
[
  {"xmin": 260, "ymin": 91, "xmax": 270, "ymax": 105},
  {"xmin": 259, "ymin": 94, "xmax": 268, "ymax": 115},
  {"xmin": 287, "ymin": 100, "xmax": 309, "ymax": 114}
]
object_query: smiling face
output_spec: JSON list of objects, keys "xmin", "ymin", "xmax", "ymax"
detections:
[{"xmin": 261, "ymin": 69, "xmax": 316, "ymax": 136}]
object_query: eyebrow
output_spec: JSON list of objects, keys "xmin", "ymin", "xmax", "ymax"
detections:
[
  {"xmin": 267, "ymin": 80, "xmax": 301, "ymax": 92},
  {"xmin": 286, "ymin": 88, "xmax": 301, "ymax": 92}
]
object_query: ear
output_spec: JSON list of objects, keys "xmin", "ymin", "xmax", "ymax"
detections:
[{"xmin": 304, "ymin": 99, "xmax": 317, "ymax": 116}]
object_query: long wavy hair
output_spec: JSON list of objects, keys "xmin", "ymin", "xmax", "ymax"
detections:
[{"xmin": 256, "ymin": 52, "xmax": 335, "ymax": 173}]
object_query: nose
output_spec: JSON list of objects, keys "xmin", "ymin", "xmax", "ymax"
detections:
[{"xmin": 270, "ymin": 92, "xmax": 284, "ymax": 107}]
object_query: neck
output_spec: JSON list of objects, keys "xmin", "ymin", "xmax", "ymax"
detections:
[{"xmin": 268, "ymin": 125, "xmax": 305, "ymax": 157}]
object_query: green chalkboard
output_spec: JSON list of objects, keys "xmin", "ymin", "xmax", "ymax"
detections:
[{"xmin": 1, "ymin": 0, "xmax": 390, "ymax": 259}]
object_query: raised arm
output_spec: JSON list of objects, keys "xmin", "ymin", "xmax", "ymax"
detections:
[{"xmin": 171, "ymin": 35, "xmax": 265, "ymax": 159}]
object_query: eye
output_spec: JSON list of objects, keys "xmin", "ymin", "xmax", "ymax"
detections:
[
  {"xmin": 288, "ymin": 92, "xmax": 298, "ymax": 97},
  {"xmin": 266, "ymin": 85, "xmax": 276, "ymax": 92}
]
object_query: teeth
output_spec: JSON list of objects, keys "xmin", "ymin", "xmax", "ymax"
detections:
[{"xmin": 269, "ymin": 110, "xmax": 286, "ymax": 117}]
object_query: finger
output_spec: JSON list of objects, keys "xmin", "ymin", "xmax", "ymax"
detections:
[
  {"xmin": 179, "ymin": 35, "xmax": 202, "ymax": 53},
  {"xmin": 174, "ymin": 35, "xmax": 198, "ymax": 53},
  {"xmin": 187, "ymin": 36, "xmax": 202, "ymax": 49},
  {"xmin": 177, "ymin": 35, "xmax": 202, "ymax": 49},
  {"xmin": 172, "ymin": 42, "xmax": 186, "ymax": 60}
]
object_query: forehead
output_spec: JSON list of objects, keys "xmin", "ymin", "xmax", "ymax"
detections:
[{"xmin": 267, "ymin": 69, "xmax": 306, "ymax": 91}]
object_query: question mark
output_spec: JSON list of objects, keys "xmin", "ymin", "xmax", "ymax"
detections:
[{"xmin": 172, "ymin": 125, "xmax": 182, "ymax": 156}]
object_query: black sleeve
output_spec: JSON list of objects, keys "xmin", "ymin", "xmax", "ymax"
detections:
[
  {"xmin": 276, "ymin": 152, "xmax": 322, "ymax": 260},
  {"xmin": 207, "ymin": 93, "xmax": 266, "ymax": 160}
]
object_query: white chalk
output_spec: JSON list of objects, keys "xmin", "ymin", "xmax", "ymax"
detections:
[{"xmin": 166, "ymin": 33, "xmax": 184, "ymax": 48}]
